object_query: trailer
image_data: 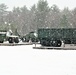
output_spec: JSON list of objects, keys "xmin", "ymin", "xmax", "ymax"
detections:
[{"xmin": 37, "ymin": 28, "xmax": 76, "ymax": 47}]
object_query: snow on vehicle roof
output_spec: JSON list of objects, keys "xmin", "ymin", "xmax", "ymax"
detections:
[
  {"xmin": 9, "ymin": 35, "xmax": 19, "ymax": 37},
  {"xmin": 0, "ymin": 32, "xmax": 7, "ymax": 34}
]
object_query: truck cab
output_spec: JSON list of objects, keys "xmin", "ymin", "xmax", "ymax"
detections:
[{"xmin": 0, "ymin": 32, "xmax": 7, "ymax": 43}]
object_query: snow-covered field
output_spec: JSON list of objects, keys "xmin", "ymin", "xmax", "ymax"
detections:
[{"xmin": 0, "ymin": 44, "xmax": 76, "ymax": 75}]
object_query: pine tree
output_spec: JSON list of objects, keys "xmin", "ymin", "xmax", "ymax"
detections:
[
  {"xmin": 60, "ymin": 15, "xmax": 69, "ymax": 28},
  {"xmin": 36, "ymin": 0, "xmax": 50, "ymax": 28}
]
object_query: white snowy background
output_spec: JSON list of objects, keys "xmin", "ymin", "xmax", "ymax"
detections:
[{"xmin": 0, "ymin": 45, "xmax": 76, "ymax": 75}]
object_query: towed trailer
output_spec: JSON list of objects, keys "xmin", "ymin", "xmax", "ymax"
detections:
[{"xmin": 33, "ymin": 28, "xmax": 76, "ymax": 49}]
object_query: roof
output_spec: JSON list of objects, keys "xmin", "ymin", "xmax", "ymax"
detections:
[
  {"xmin": 8, "ymin": 35, "xmax": 19, "ymax": 38},
  {"xmin": 0, "ymin": 32, "xmax": 7, "ymax": 34}
]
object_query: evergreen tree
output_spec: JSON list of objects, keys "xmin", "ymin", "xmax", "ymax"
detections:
[
  {"xmin": 30, "ymin": 4, "xmax": 37, "ymax": 31},
  {"xmin": 20, "ymin": 6, "xmax": 30, "ymax": 35},
  {"xmin": 36, "ymin": 0, "xmax": 50, "ymax": 28},
  {"xmin": 61, "ymin": 7, "xmax": 73, "ymax": 28},
  {"xmin": 0, "ymin": 3, "xmax": 8, "ymax": 30},
  {"xmin": 48, "ymin": 5, "xmax": 61, "ymax": 28},
  {"xmin": 60, "ymin": 15, "xmax": 69, "ymax": 28},
  {"xmin": 71, "ymin": 8, "xmax": 76, "ymax": 28}
]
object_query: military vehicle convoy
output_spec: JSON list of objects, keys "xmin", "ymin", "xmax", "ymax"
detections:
[
  {"xmin": 1, "ymin": 28, "xmax": 76, "ymax": 47},
  {"xmin": 38, "ymin": 28, "xmax": 76, "ymax": 47}
]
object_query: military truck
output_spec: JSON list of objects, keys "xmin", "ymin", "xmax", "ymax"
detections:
[
  {"xmin": 38, "ymin": 28, "xmax": 76, "ymax": 47},
  {"xmin": 21, "ymin": 31, "xmax": 38, "ymax": 42},
  {"xmin": 0, "ymin": 31, "xmax": 7, "ymax": 43},
  {"xmin": 0, "ymin": 30, "xmax": 19, "ymax": 43}
]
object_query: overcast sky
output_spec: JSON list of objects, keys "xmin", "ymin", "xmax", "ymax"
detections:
[{"xmin": 0, "ymin": 0, "xmax": 76, "ymax": 10}]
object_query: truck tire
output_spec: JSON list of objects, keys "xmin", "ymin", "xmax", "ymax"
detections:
[
  {"xmin": 14, "ymin": 38, "xmax": 19, "ymax": 43},
  {"xmin": 0, "ymin": 41, "xmax": 4, "ymax": 43},
  {"xmin": 8, "ymin": 37, "xmax": 13, "ymax": 43},
  {"xmin": 40, "ymin": 40, "xmax": 46, "ymax": 46},
  {"xmin": 22, "ymin": 37, "xmax": 26, "ymax": 42},
  {"xmin": 57, "ymin": 40, "xmax": 62, "ymax": 47},
  {"xmin": 52, "ymin": 40, "xmax": 58, "ymax": 47},
  {"xmin": 50, "ymin": 40, "xmax": 62, "ymax": 47}
]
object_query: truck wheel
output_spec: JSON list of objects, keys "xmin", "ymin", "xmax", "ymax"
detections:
[
  {"xmin": 22, "ymin": 37, "xmax": 26, "ymax": 42},
  {"xmin": 8, "ymin": 37, "xmax": 13, "ymax": 43},
  {"xmin": 52, "ymin": 40, "xmax": 58, "ymax": 47},
  {"xmin": 14, "ymin": 40, "xmax": 19, "ymax": 43},
  {"xmin": 40, "ymin": 40, "xmax": 46, "ymax": 46},
  {"xmin": 57, "ymin": 40, "xmax": 62, "ymax": 47},
  {"xmin": 0, "ymin": 41, "xmax": 4, "ymax": 43},
  {"xmin": 51, "ymin": 40, "xmax": 62, "ymax": 47},
  {"xmin": 45, "ymin": 40, "xmax": 50, "ymax": 46},
  {"xmin": 14, "ymin": 38, "xmax": 19, "ymax": 43},
  {"xmin": 50, "ymin": 41, "xmax": 53, "ymax": 46}
]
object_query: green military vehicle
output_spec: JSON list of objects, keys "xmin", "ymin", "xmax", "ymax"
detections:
[
  {"xmin": 0, "ymin": 30, "xmax": 19, "ymax": 43},
  {"xmin": 0, "ymin": 31, "xmax": 7, "ymax": 43},
  {"xmin": 21, "ymin": 31, "xmax": 38, "ymax": 42},
  {"xmin": 38, "ymin": 28, "xmax": 76, "ymax": 47}
]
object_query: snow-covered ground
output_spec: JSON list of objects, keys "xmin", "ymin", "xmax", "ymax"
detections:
[{"xmin": 0, "ymin": 44, "xmax": 76, "ymax": 75}]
